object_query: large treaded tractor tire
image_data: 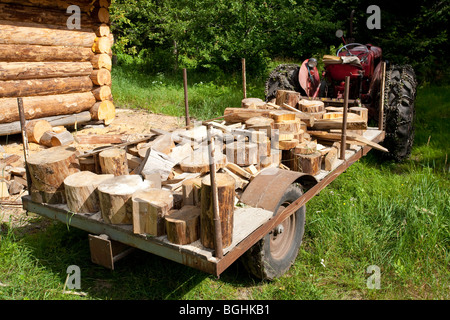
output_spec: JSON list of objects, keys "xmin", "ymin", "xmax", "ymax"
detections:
[
  {"xmin": 240, "ymin": 184, "xmax": 305, "ymax": 280},
  {"xmin": 382, "ymin": 64, "xmax": 417, "ymax": 162},
  {"xmin": 265, "ymin": 64, "xmax": 303, "ymax": 102}
]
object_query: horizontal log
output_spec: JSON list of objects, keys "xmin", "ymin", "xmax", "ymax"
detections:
[
  {"xmin": 0, "ymin": 92, "xmax": 96, "ymax": 124},
  {"xmin": 91, "ymin": 53, "xmax": 112, "ymax": 70},
  {"xmin": 92, "ymin": 36, "xmax": 112, "ymax": 54},
  {"xmin": 90, "ymin": 69, "xmax": 111, "ymax": 86},
  {"xmin": 0, "ymin": 76, "xmax": 93, "ymax": 98},
  {"xmin": 92, "ymin": 86, "xmax": 112, "ymax": 101},
  {"xmin": 0, "ymin": 111, "xmax": 92, "ymax": 136},
  {"xmin": 0, "ymin": 62, "xmax": 93, "ymax": 81},
  {"xmin": 0, "ymin": 0, "xmax": 94, "ymax": 13},
  {"xmin": 0, "ymin": 3, "xmax": 97, "ymax": 30},
  {"xmin": 0, "ymin": 44, "xmax": 94, "ymax": 62},
  {"xmin": 0, "ymin": 21, "xmax": 96, "ymax": 47}
]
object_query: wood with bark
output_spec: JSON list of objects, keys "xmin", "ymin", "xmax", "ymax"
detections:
[
  {"xmin": 0, "ymin": 62, "xmax": 93, "ymax": 81},
  {"xmin": 91, "ymin": 7, "xmax": 110, "ymax": 24},
  {"xmin": 94, "ymin": 24, "xmax": 111, "ymax": 38},
  {"xmin": 97, "ymin": 175, "xmax": 150, "ymax": 225},
  {"xmin": 25, "ymin": 120, "xmax": 52, "ymax": 144},
  {"xmin": 294, "ymin": 140, "xmax": 317, "ymax": 155},
  {"xmin": 298, "ymin": 99, "xmax": 325, "ymax": 113},
  {"xmin": 277, "ymin": 139, "xmax": 299, "ymax": 150},
  {"xmin": 75, "ymin": 134, "xmax": 124, "ymax": 145},
  {"xmin": 0, "ymin": 76, "xmax": 93, "ymax": 98},
  {"xmin": 90, "ymin": 100, "xmax": 115, "ymax": 125},
  {"xmin": 138, "ymin": 134, "xmax": 175, "ymax": 156},
  {"xmin": 90, "ymin": 69, "xmax": 111, "ymax": 86},
  {"xmin": 200, "ymin": 173, "xmax": 235, "ymax": 249},
  {"xmin": 311, "ymin": 118, "xmax": 367, "ymax": 131},
  {"xmin": 0, "ymin": 44, "xmax": 94, "ymax": 62},
  {"xmin": 49, "ymin": 130, "xmax": 74, "ymax": 146},
  {"xmin": 91, "ymin": 54, "xmax": 112, "ymax": 70},
  {"xmin": 27, "ymin": 146, "xmax": 80, "ymax": 204},
  {"xmin": 241, "ymin": 97, "xmax": 265, "ymax": 109},
  {"xmin": 92, "ymin": 37, "xmax": 112, "ymax": 54},
  {"xmin": 182, "ymin": 177, "xmax": 203, "ymax": 206},
  {"xmin": 308, "ymin": 131, "xmax": 388, "ymax": 152},
  {"xmin": 273, "ymin": 118, "xmax": 302, "ymax": 133},
  {"xmin": 98, "ymin": 148, "xmax": 128, "ymax": 176},
  {"xmin": 0, "ymin": 21, "xmax": 96, "ymax": 47},
  {"xmin": 132, "ymin": 188, "xmax": 174, "ymax": 236},
  {"xmin": 0, "ymin": 0, "xmax": 96, "ymax": 13},
  {"xmin": 39, "ymin": 130, "xmax": 57, "ymax": 147},
  {"xmin": 223, "ymin": 108, "xmax": 273, "ymax": 123},
  {"xmin": 165, "ymin": 206, "xmax": 201, "ymax": 245},
  {"xmin": 270, "ymin": 110, "xmax": 296, "ymax": 122},
  {"xmin": 225, "ymin": 141, "xmax": 258, "ymax": 166},
  {"xmin": 0, "ymin": 92, "xmax": 96, "ymax": 124},
  {"xmin": 291, "ymin": 151, "xmax": 322, "ymax": 175},
  {"xmin": 349, "ymin": 106, "xmax": 369, "ymax": 122},
  {"xmin": 64, "ymin": 171, "xmax": 113, "ymax": 213},
  {"xmin": 275, "ymin": 90, "xmax": 301, "ymax": 109},
  {"xmin": 179, "ymin": 148, "xmax": 227, "ymax": 173},
  {"xmin": 92, "ymin": 86, "xmax": 112, "ymax": 101},
  {"xmin": 324, "ymin": 142, "xmax": 340, "ymax": 171}
]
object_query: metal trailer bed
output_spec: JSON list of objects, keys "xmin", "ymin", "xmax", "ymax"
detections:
[{"xmin": 22, "ymin": 127, "xmax": 385, "ymax": 278}]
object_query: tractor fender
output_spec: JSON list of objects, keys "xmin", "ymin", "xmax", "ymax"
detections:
[{"xmin": 240, "ymin": 167, "xmax": 318, "ymax": 212}]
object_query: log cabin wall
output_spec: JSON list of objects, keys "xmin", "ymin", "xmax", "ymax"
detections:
[{"xmin": 0, "ymin": 0, "xmax": 115, "ymax": 136}]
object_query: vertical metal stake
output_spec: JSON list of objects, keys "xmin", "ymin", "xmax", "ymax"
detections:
[
  {"xmin": 17, "ymin": 98, "xmax": 33, "ymax": 190},
  {"xmin": 242, "ymin": 58, "xmax": 247, "ymax": 99},
  {"xmin": 340, "ymin": 76, "xmax": 350, "ymax": 160},
  {"xmin": 378, "ymin": 61, "xmax": 386, "ymax": 130},
  {"xmin": 206, "ymin": 124, "xmax": 223, "ymax": 259},
  {"xmin": 183, "ymin": 68, "xmax": 191, "ymax": 127}
]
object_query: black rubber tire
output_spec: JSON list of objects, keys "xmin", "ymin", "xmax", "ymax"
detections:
[
  {"xmin": 382, "ymin": 64, "xmax": 417, "ymax": 162},
  {"xmin": 240, "ymin": 184, "xmax": 306, "ymax": 280},
  {"xmin": 264, "ymin": 64, "xmax": 304, "ymax": 102}
]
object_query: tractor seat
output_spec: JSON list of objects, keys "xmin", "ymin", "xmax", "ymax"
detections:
[
  {"xmin": 323, "ymin": 55, "xmax": 363, "ymax": 80},
  {"xmin": 323, "ymin": 55, "xmax": 362, "ymax": 68}
]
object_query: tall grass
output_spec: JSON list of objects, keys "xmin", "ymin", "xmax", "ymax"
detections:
[{"xmin": 0, "ymin": 66, "xmax": 448, "ymax": 300}]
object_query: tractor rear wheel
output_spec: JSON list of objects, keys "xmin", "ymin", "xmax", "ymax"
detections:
[
  {"xmin": 240, "ymin": 184, "xmax": 305, "ymax": 280},
  {"xmin": 382, "ymin": 64, "xmax": 417, "ymax": 162},
  {"xmin": 265, "ymin": 64, "xmax": 304, "ymax": 102}
]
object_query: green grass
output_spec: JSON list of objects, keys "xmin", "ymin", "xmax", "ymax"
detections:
[{"xmin": 0, "ymin": 66, "xmax": 448, "ymax": 300}]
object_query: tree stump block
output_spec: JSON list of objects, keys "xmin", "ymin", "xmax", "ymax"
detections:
[
  {"xmin": 64, "ymin": 171, "xmax": 113, "ymax": 213},
  {"xmin": 200, "ymin": 173, "xmax": 235, "ymax": 249},
  {"xmin": 97, "ymin": 175, "xmax": 149, "ymax": 224},
  {"xmin": 99, "ymin": 148, "xmax": 128, "ymax": 176},
  {"xmin": 292, "ymin": 151, "xmax": 322, "ymax": 175},
  {"xmin": 225, "ymin": 141, "xmax": 258, "ymax": 166},
  {"xmin": 132, "ymin": 188, "xmax": 174, "ymax": 236},
  {"xmin": 27, "ymin": 146, "xmax": 80, "ymax": 204},
  {"xmin": 182, "ymin": 177, "xmax": 203, "ymax": 206},
  {"xmin": 179, "ymin": 148, "xmax": 227, "ymax": 173},
  {"xmin": 25, "ymin": 119, "xmax": 52, "ymax": 144},
  {"xmin": 275, "ymin": 90, "xmax": 301, "ymax": 109},
  {"xmin": 165, "ymin": 205, "xmax": 201, "ymax": 245}
]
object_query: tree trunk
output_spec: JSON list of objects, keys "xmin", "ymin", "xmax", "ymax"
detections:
[
  {"xmin": 0, "ymin": 92, "xmax": 96, "ymax": 124},
  {"xmin": 0, "ymin": 44, "xmax": 94, "ymax": 62},
  {"xmin": 91, "ymin": 54, "xmax": 112, "ymax": 70},
  {"xmin": 165, "ymin": 206, "xmax": 201, "ymax": 245},
  {"xmin": 27, "ymin": 146, "xmax": 80, "ymax": 204},
  {"xmin": 0, "ymin": 61, "xmax": 93, "ymax": 81},
  {"xmin": 64, "ymin": 171, "xmax": 113, "ymax": 213},
  {"xmin": 98, "ymin": 148, "xmax": 128, "ymax": 176},
  {"xmin": 0, "ymin": 76, "xmax": 93, "ymax": 98},
  {"xmin": 200, "ymin": 173, "xmax": 235, "ymax": 249},
  {"xmin": 92, "ymin": 36, "xmax": 112, "ymax": 54},
  {"xmin": 92, "ymin": 86, "xmax": 112, "ymax": 101},
  {"xmin": 132, "ymin": 188, "xmax": 174, "ymax": 236}
]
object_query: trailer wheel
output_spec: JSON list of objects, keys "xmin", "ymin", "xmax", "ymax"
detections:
[
  {"xmin": 381, "ymin": 64, "xmax": 417, "ymax": 162},
  {"xmin": 264, "ymin": 64, "xmax": 304, "ymax": 102},
  {"xmin": 241, "ymin": 184, "xmax": 305, "ymax": 280}
]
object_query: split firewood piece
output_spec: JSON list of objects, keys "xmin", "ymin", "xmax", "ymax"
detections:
[
  {"xmin": 222, "ymin": 167, "xmax": 249, "ymax": 190},
  {"xmin": 312, "ymin": 117, "xmax": 367, "ymax": 130},
  {"xmin": 308, "ymin": 131, "xmax": 388, "ymax": 152},
  {"xmin": 49, "ymin": 130, "xmax": 74, "ymax": 147},
  {"xmin": 165, "ymin": 205, "xmax": 201, "ymax": 245},
  {"xmin": 295, "ymin": 112, "xmax": 315, "ymax": 128},
  {"xmin": 294, "ymin": 140, "xmax": 317, "ymax": 155},
  {"xmin": 349, "ymin": 106, "xmax": 369, "ymax": 122},
  {"xmin": 167, "ymin": 143, "xmax": 193, "ymax": 165},
  {"xmin": 244, "ymin": 164, "xmax": 259, "ymax": 176},
  {"xmin": 298, "ymin": 99, "xmax": 325, "ymax": 113},
  {"xmin": 75, "ymin": 134, "xmax": 125, "ymax": 145},
  {"xmin": 25, "ymin": 119, "xmax": 52, "ymax": 144},
  {"xmin": 98, "ymin": 148, "xmax": 128, "ymax": 176},
  {"xmin": 273, "ymin": 118, "xmax": 302, "ymax": 132},
  {"xmin": 200, "ymin": 173, "xmax": 235, "ymax": 249},
  {"xmin": 291, "ymin": 151, "xmax": 322, "ymax": 175},
  {"xmin": 98, "ymin": 175, "xmax": 151, "ymax": 224},
  {"xmin": 0, "ymin": 180, "xmax": 9, "ymax": 199},
  {"xmin": 64, "ymin": 171, "xmax": 113, "ymax": 213},
  {"xmin": 138, "ymin": 147, "xmax": 177, "ymax": 181},
  {"xmin": 270, "ymin": 110, "xmax": 296, "ymax": 122},
  {"xmin": 324, "ymin": 142, "xmax": 340, "ymax": 171},
  {"xmin": 52, "ymin": 126, "xmax": 66, "ymax": 134},
  {"xmin": 126, "ymin": 153, "xmax": 142, "ymax": 171},
  {"xmin": 223, "ymin": 108, "xmax": 273, "ymax": 123},
  {"xmin": 182, "ymin": 177, "xmax": 203, "ymax": 206},
  {"xmin": 27, "ymin": 147, "xmax": 80, "ymax": 204},
  {"xmin": 8, "ymin": 179, "xmax": 23, "ymax": 195},
  {"xmin": 225, "ymin": 141, "xmax": 258, "ymax": 166},
  {"xmin": 132, "ymin": 188, "xmax": 174, "ymax": 236},
  {"xmin": 275, "ymin": 90, "xmax": 301, "ymax": 109},
  {"xmin": 241, "ymin": 98, "xmax": 266, "ymax": 109},
  {"xmin": 225, "ymin": 162, "xmax": 253, "ymax": 180},
  {"xmin": 138, "ymin": 134, "xmax": 175, "ymax": 157}
]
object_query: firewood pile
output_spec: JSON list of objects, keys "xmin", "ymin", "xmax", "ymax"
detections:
[{"xmin": 1, "ymin": 89, "xmax": 387, "ymax": 249}]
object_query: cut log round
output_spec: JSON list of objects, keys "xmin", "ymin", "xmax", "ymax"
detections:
[
  {"xmin": 90, "ymin": 100, "xmax": 115, "ymax": 125},
  {"xmin": 241, "ymin": 98, "xmax": 266, "ymax": 109},
  {"xmin": 225, "ymin": 141, "xmax": 258, "ymax": 166},
  {"xmin": 0, "ymin": 44, "xmax": 94, "ymax": 62},
  {"xmin": 92, "ymin": 86, "xmax": 112, "ymax": 101},
  {"xmin": 200, "ymin": 173, "xmax": 235, "ymax": 249},
  {"xmin": 132, "ymin": 188, "xmax": 174, "ymax": 236},
  {"xmin": 97, "ymin": 175, "xmax": 150, "ymax": 224},
  {"xmin": 91, "ymin": 53, "xmax": 112, "ymax": 70},
  {"xmin": 98, "ymin": 148, "xmax": 128, "ymax": 176},
  {"xmin": 275, "ymin": 90, "xmax": 301, "ymax": 109},
  {"xmin": 25, "ymin": 119, "xmax": 52, "ymax": 144},
  {"xmin": 92, "ymin": 37, "xmax": 112, "ymax": 54},
  {"xmin": 90, "ymin": 69, "xmax": 111, "ymax": 86},
  {"xmin": 270, "ymin": 110, "xmax": 296, "ymax": 122},
  {"xmin": 294, "ymin": 140, "xmax": 317, "ymax": 155},
  {"xmin": 292, "ymin": 151, "xmax": 322, "ymax": 175},
  {"xmin": 0, "ymin": 92, "xmax": 96, "ymax": 124},
  {"xmin": 64, "ymin": 171, "xmax": 113, "ymax": 213},
  {"xmin": 277, "ymin": 139, "xmax": 299, "ymax": 150},
  {"xmin": 95, "ymin": 24, "xmax": 111, "ymax": 37},
  {"xmin": 179, "ymin": 149, "xmax": 227, "ymax": 173},
  {"xmin": 298, "ymin": 99, "xmax": 325, "ymax": 113},
  {"xmin": 165, "ymin": 206, "xmax": 201, "ymax": 245},
  {"xmin": 273, "ymin": 119, "xmax": 302, "ymax": 132},
  {"xmin": 91, "ymin": 7, "xmax": 110, "ymax": 23},
  {"xmin": 27, "ymin": 146, "xmax": 80, "ymax": 203}
]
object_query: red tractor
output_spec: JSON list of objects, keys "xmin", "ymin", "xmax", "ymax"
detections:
[{"xmin": 265, "ymin": 21, "xmax": 417, "ymax": 161}]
